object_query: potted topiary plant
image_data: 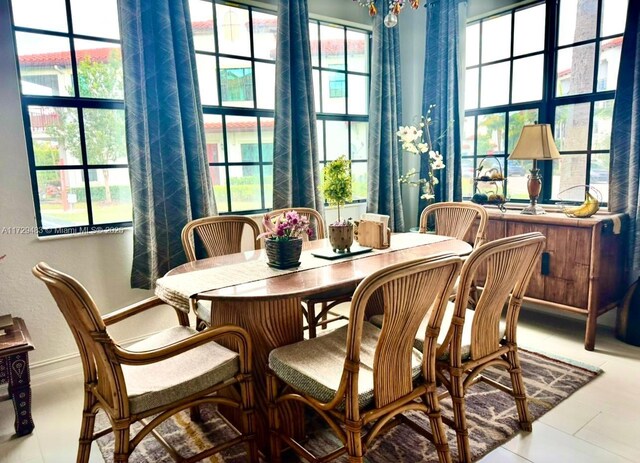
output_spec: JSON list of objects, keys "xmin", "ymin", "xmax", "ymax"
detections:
[{"xmin": 322, "ymin": 156, "xmax": 353, "ymax": 253}]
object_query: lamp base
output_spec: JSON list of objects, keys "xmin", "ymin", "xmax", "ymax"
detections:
[{"xmin": 520, "ymin": 203, "xmax": 547, "ymax": 215}]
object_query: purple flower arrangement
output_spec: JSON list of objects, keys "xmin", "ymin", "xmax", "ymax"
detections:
[{"xmin": 258, "ymin": 210, "xmax": 314, "ymax": 241}]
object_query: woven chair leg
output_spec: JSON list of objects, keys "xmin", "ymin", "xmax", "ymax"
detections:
[
  {"xmin": 238, "ymin": 378, "xmax": 258, "ymax": 463},
  {"xmin": 267, "ymin": 372, "xmax": 283, "ymax": 463},
  {"xmin": 77, "ymin": 402, "xmax": 96, "ymax": 463},
  {"xmin": 423, "ymin": 390, "xmax": 452, "ymax": 463},
  {"xmin": 507, "ymin": 349, "xmax": 532, "ymax": 432},
  {"xmin": 346, "ymin": 429, "xmax": 364, "ymax": 463},
  {"xmin": 450, "ymin": 373, "xmax": 472, "ymax": 463},
  {"xmin": 112, "ymin": 427, "xmax": 130, "ymax": 463}
]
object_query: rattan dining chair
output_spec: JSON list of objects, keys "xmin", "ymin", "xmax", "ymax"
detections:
[
  {"xmin": 430, "ymin": 232, "xmax": 545, "ymax": 462},
  {"xmin": 265, "ymin": 207, "xmax": 353, "ymax": 337},
  {"xmin": 33, "ymin": 262, "xmax": 258, "ymax": 463},
  {"xmin": 419, "ymin": 201, "xmax": 489, "ymax": 248},
  {"xmin": 181, "ymin": 215, "xmax": 261, "ymax": 328},
  {"xmin": 267, "ymin": 253, "xmax": 463, "ymax": 463}
]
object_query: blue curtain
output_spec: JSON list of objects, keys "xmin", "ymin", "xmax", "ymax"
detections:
[
  {"xmin": 273, "ymin": 0, "xmax": 323, "ymax": 211},
  {"xmin": 119, "ymin": 0, "xmax": 215, "ymax": 289},
  {"xmin": 367, "ymin": 3, "xmax": 405, "ymax": 232},
  {"xmin": 419, "ymin": 0, "xmax": 467, "ymax": 214},
  {"xmin": 610, "ymin": 0, "xmax": 640, "ymax": 281}
]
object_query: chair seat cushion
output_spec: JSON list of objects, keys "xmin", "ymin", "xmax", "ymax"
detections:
[
  {"xmin": 122, "ymin": 326, "xmax": 239, "ymax": 414},
  {"xmin": 269, "ymin": 322, "xmax": 423, "ymax": 409},
  {"xmin": 370, "ymin": 303, "xmax": 506, "ymax": 361}
]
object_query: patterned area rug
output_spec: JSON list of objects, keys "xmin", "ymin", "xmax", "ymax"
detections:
[{"xmin": 96, "ymin": 349, "xmax": 601, "ymax": 462}]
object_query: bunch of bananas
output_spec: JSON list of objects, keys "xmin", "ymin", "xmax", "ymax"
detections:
[{"xmin": 563, "ymin": 191, "xmax": 600, "ymax": 218}]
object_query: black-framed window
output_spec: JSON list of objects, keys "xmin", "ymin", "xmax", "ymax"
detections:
[
  {"xmin": 310, "ymin": 21, "xmax": 371, "ymax": 203},
  {"xmin": 463, "ymin": 0, "xmax": 626, "ymax": 205},
  {"xmin": 10, "ymin": 0, "xmax": 130, "ymax": 236},
  {"xmin": 190, "ymin": 1, "xmax": 371, "ymax": 213}
]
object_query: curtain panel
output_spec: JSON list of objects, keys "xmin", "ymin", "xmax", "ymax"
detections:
[
  {"xmin": 119, "ymin": 0, "xmax": 215, "ymax": 289},
  {"xmin": 273, "ymin": 0, "xmax": 323, "ymax": 211},
  {"xmin": 610, "ymin": 0, "xmax": 640, "ymax": 282},
  {"xmin": 367, "ymin": 2, "xmax": 405, "ymax": 232},
  {"xmin": 419, "ymin": 0, "xmax": 467, "ymax": 215}
]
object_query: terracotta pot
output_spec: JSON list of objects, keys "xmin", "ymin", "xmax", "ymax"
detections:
[
  {"xmin": 328, "ymin": 224, "xmax": 353, "ymax": 253},
  {"xmin": 265, "ymin": 238, "xmax": 303, "ymax": 269}
]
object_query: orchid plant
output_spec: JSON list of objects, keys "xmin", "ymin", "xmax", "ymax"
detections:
[
  {"xmin": 397, "ymin": 104, "xmax": 445, "ymax": 201},
  {"xmin": 257, "ymin": 210, "xmax": 313, "ymax": 241}
]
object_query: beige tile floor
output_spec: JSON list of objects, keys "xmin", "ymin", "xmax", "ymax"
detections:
[{"xmin": 2, "ymin": 310, "xmax": 640, "ymax": 463}]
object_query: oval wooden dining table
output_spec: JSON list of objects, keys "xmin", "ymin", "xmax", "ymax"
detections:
[{"xmin": 159, "ymin": 233, "xmax": 472, "ymax": 454}]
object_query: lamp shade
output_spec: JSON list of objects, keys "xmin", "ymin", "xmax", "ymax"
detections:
[{"xmin": 508, "ymin": 124, "xmax": 561, "ymax": 161}]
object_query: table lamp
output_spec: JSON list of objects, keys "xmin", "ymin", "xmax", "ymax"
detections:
[{"xmin": 508, "ymin": 124, "xmax": 560, "ymax": 215}]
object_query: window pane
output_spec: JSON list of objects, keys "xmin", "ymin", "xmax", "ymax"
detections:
[
  {"xmin": 556, "ymin": 44, "xmax": 595, "ymax": 96},
  {"xmin": 216, "ymin": 4, "xmax": 251, "ymax": 57},
  {"xmin": 252, "ymin": 11, "xmax": 277, "ymax": 60},
  {"xmin": 481, "ymin": 13, "xmax": 511, "ymax": 63},
  {"xmin": 255, "ymin": 62, "xmax": 275, "ymax": 109},
  {"xmin": 320, "ymin": 24, "xmax": 345, "ymax": 70},
  {"xmin": 263, "ymin": 165, "xmax": 273, "ymax": 209},
  {"xmin": 204, "ymin": 114, "xmax": 225, "ymax": 162},
  {"xmin": 322, "ymin": 71, "xmax": 346, "ymax": 113},
  {"xmin": 226, "ymin": 115, "xmax": 258, "ymax": 164},
  {"xmin": 592, "ymin": 99, "xmax": 614, "ymax": 150},
  {"xmin": 465, "ymin": 67, "xmax": 479, "ymax": 110},
  {"xmin": 351, "ymin": 162, "xmax": 367, "ymax": 201},
  {"xmin": 89, "ymin": 168, "xmax": 132, "ymax": 224},
  {"xmin": 261, "ymin": 118, "xmax": 274, "ymax": 162},
  {"xmin": 555, "ymin": 103, "xmax": 590, "ymax": 151},
  {"xmin": 219, "ymin": 58, "xmax": 254, "ymax": 107},
  {"xmin": 325, "ymin": 120, "xmax": 348, "ymax": 161},
  {"xmin": 229, "ymin": 165, "xmax": 261, "ymax": 211},
  {"xmin": 84, "ymin": 109, "xmax": 126, "ymax": 165},
  {"xmin": 462, "ymin": 158, "xmax": 474, "ymax": 198},
  {"xmin": 601, "ymin": 0, "xmax": 628, "ymax": 37},
  {"xmin": 508, "ymin": 108, "xmax": 539, "ymax": 154},
  {"xmin": 70, "ymin": 0, "xmax": 119, "ymax": 40},
  {"xmin": 514, "ymin": 4, "xmax": 546, "ymax": 56},
  {"xmin": 347, "ymin": 74, "xmax": 368, "ymax": 115},
  {"xmin": 16, "ymin": 32, "xmax": 73, "ymax": 97},
  {"xmin": 316, "ymin": 120, "xmax": 325, "ymax": 161},
  {"xmin": 309, "ymin": 22, "xmax": 320, "ymax": 67},
  {"xmin": 347, "ymin": 30, "xmax": 368, "ymax": 73},
  {"xmin": 75, "ymin": 40, "xmax": 124, "ymax": 99},
  {"xmin": 512, "ymin": 54, "xmax": 544, "ymax": 103},
  {"xmin": 462, "ymin": 116, "xmax": 475, "ymax": 156},
  {"xmin": 12, "ymin": 0, "xmax": 68, "ymax": 32},
  {"xmin": 313, "ymin": 69, "xmax": 321, "ymax": 112},
  {"xmin": 37, "ymin": 170, "xmax": 89, "ymax": 227},
  {"xmin": 507, "ymin": 160, "xmax": 533, "ymax": 199},
  {"xmin": 30, "ymin": 106, "xmax": 81, "ymax": 166},
  {"xmin": 190, "ymin": 0, "xmax": 215, "ymax": 52},
  {"xmin": 590, "ymin": 153, "xmax": 609, "ymax": 202},
  {"xmin": 558, "ymin": 0, "xmax": 597, "ymax": 46},
  {"xmin": 551, "ymin": 154, "xmax": 587, "ymax": 199},
  {"xmin": 598, "ymin": 38, "xmax": 622, "ymax": 92},
  {"xmin": 210, "ymin": 166, "xmax": 228, "ymax": 213},
  {"xmin": 466, "ymin": 23, "xmax": 480, "ymax": 67},
  {"xmin": 350, "ymin": 121, "xmax": 368, "ymax": 160},
  {"xmin": 480, "ymin": 62, "xmax": 510, "ymax": 107},
  {"xmin": 477, "ymin": 113, "xmax": 506, "ymax": 156},
  {"xmin": 196, "ymin": 53, "xmax": 218, "ymax": 105}
]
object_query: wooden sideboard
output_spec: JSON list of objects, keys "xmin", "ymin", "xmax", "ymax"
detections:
[{"xmin": 468, "ymin": 209, "xmax": 627, "ymax": 351}]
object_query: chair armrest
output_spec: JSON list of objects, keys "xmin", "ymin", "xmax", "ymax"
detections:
[
  {"xmin": 103, "ymin": 296, "xmax": 189, "ymax": 327},
  {"xmin": 114, "ymin": 325, "xmax": 252, "ymax": 374}
]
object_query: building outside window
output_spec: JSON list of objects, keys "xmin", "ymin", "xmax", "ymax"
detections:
[{"xmin": 463, "ymin": 0, "xmax": 626, "ymax": 205}]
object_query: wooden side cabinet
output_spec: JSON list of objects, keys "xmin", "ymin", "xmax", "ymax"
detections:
[{"xmin": 469, "ymin": 209, "xmax": 628, "ymax": 351}]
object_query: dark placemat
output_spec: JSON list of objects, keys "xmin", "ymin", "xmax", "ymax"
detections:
[{"xmin": 311, "ymin": 244, "xmax": 373, "ymax": 260}]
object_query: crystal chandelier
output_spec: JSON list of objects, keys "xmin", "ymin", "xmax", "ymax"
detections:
[{"xmin": 353, "ymin": 1, "xmax": 423, "ymax": 28}]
